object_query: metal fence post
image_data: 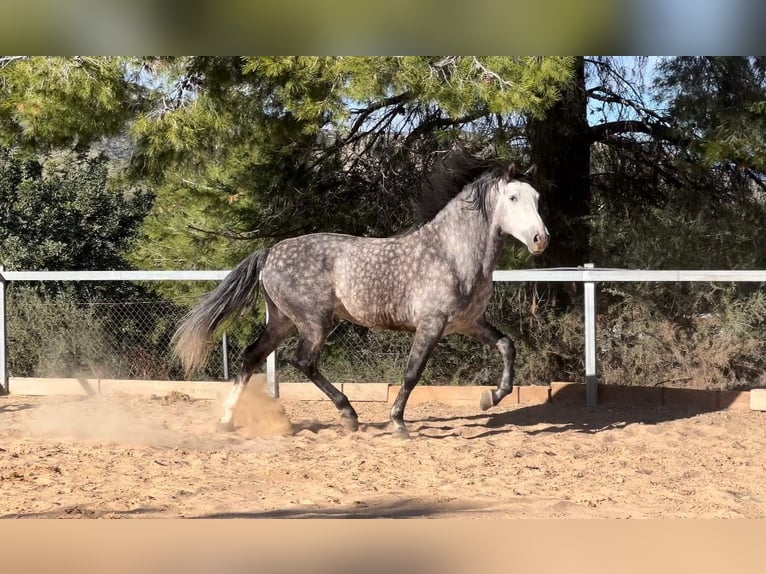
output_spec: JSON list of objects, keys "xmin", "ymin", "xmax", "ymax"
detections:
[
  {"xmin": 583, "ymin": 263, "xmax": 598, "ymax": 406},
  {"xmin": 0, "ymin": 265, "xmax": 8, "ymax": 395},
  {"xmin": 265, "ymin": 307, "xmax": 278, "ymax": 398},
  {"xmin": 221, "ymin": 331, "xmax": 229, "ymax": 380}
]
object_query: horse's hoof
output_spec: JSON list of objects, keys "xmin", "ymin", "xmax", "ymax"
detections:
[
  {"xmin": 340, "ymin": 416, "xmax": 359, "ymax": 431},
  {"xmin": 479, "ymin": 390, "xmax": 495, "ymax": 411},
  {"xmin": 392, "ymin": 422, "xmax": 410, "ymax": 439},
  {"xmin": 216, "ymin": 420, "xmax": 235, "ymax": 433}
]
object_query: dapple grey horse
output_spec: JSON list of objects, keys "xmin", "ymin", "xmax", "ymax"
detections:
[{"xmin": 173, "ymin": 156, "xmax": 549, "ymax": 437}]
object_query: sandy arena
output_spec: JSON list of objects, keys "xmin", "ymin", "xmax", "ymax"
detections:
[{"xmin": 1, "ymin": 385, "xmax": 765, "ymax": 519}]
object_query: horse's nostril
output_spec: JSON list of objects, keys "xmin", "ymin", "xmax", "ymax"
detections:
[{"xmin": 533, "ymin": 233, "xmax": 540, "ymax": 244}]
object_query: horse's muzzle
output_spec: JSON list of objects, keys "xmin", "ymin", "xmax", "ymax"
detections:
[{"xmin": 530, "ymin": 231, "xmax": 550, "ymax": 254}]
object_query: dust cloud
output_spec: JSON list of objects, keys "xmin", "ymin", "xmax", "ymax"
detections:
[
  {"xmin": 20, "ymin": 380, "xmax": 295, "ymax": 447},
  {"xmin": 20, "ymin": 394, "xmax": 183, "ymax": 447},
  {"xmin": 230, "ymin": 380, "xmax": 294, "ymax": 437}
]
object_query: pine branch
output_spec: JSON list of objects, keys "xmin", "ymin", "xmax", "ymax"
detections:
[
  {"xmin": 347, "ymin": 92, "xmax": 412, "ymax": 139},
  {"xmin": 404, "ymin": 108, "xmax": 488, "ymax": 145},
  {"xmin": 745, "ymin": 168, "xmax": 766, "ymax": 191},
  {"xmin": 187, "ymin": 222, "xmax": 310, "ymax": 241},
  {"xmin": 589, "ymin": 120, "xmax": 691, "ymax": 146},
  {"xmin": 470, "ymin": 57, "xmax": 516, "ymax": 88},
  {"xmin": 588, "ymin": 86, "xmax": 668, "ymax": 123},
  {"xmin": 585, "ymin": 57, "xmax": 649, "ymax": 104},
  {"xmin": 308, "ymin": 95, "xmax": 409, "ymax": 170}
]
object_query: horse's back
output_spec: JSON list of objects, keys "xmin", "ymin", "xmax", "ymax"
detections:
[
  {"xmin": 261, "ymin": 231, "xmax": 422, "ymax": 328},
  {"xmin": 259, "ymin": 234, "xmax": 351, "ymax": 315},
  {"xmin": 266, "ymin": 233, "xmax": 355, "ymax": 271}
]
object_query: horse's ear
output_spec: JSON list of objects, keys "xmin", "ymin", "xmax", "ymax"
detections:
[
  {"xmin": 506, "ymin": 163, "xmax": 516, "ymax": 180},
  {"xmin": 524, "ymin": 164, "xmax": 537, "ymax": 178}
]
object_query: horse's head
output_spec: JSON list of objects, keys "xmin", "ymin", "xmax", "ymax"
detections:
[{"xmin": 493, "ymin": 164, "xmax": 549, "ymax": 255}]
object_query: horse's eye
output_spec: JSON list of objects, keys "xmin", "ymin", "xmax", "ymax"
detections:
[{"xmin": 510, "ymin": 195, "xmax": 518, "ymax": 202}]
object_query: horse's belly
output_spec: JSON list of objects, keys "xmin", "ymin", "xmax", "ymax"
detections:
[
  {"xmin": 334, "ymin": 294, "xmax": 416, "ymax": 331},
  {"xmin": 333, "ymin": 243, "xmax": 419, "ymax": 329}
]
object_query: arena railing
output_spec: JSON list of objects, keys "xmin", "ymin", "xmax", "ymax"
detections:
[{"xmin": 1, "ymin": 265, "xmax": 765, "ymax": 405}]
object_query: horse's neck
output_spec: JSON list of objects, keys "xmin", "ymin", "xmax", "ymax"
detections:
[{"xmin": 425, "ymin": 191, "xmax": 504, "ymax": 284}]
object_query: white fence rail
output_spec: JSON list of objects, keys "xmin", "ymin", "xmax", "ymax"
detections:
[{"xmin": 1, "ymin": 265, "xmax": 765, "ymax": 404}]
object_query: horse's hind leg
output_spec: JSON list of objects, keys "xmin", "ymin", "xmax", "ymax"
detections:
[
  {"xmin": 218, "ymin": 303, "xmax": 295, "ymax": 431},
  {"xmin": 457, "ymin": 316, "xmax": 515, "ymax": 411},
  {"xmin": 291, "ymin": 325, "xmax": 359, "ymax": 430}
]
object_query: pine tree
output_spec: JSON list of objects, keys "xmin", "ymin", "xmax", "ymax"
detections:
[{"xmin": 125, "ymin": 57, "xmax": 575, "ymax": 271}]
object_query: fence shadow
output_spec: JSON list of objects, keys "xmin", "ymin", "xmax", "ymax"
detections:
[
  {"xmin": 0, "ymin": 400, "xmax": 37, "ymax": 415},
  {"xmin": 197, "ymin": 497, "xmax": 488, "ymax": 519},
  {"xmin": 406, "ymin": 400, "xmax": 725, "ymax": 440},
  {"xmin": 1, "ymin": 506, "xmax": 163, "ymax": 519}
]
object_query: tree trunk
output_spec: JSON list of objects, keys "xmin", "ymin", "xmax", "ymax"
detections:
[{"xmin": 527, "ymin": 57, "xmax": 591, "ymax": 269}]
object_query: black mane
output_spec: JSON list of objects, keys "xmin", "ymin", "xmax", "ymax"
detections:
[{"xmin": 415, "ymin": 151, "xmax": 520, "ymax": 225}]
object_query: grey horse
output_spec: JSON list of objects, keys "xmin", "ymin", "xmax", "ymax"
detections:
[{"xmin": 173, "ymin": 156, "xmax": 549, "ymax": 437}]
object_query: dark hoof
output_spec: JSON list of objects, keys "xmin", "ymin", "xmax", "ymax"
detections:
[
  {"xmin": 340, "ymin": 415, "xmax": 359, "ymax": 431},
  {"xmin": 216, "ymin": 420, "xmax": 235, "ymax": 433},
  {"xmin": 479, "ymin": 390, "xmax": 495, "ymax": 411}
]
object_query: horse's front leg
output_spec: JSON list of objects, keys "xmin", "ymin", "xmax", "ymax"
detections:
[
  {"xmin": 390, "ymin": 317, "xmax": 446, "ymax": 437},
  {"xmin": 457, "ymin": 316, "xmax": 516, "ymax": 411}
]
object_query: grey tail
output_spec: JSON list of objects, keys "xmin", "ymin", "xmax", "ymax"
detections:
[{"xmin": 172, "ymin": 249, "xmax": 270, "ymax": 376}]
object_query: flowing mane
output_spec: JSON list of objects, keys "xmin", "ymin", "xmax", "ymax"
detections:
[{"xmin": 415, "ymin": 151, "xmax": 527, "ymax": 225}]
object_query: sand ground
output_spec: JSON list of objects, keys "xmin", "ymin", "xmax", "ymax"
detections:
[{"xmin": 1, "ymin": 385, "xmax": 765, "ymax": 518}]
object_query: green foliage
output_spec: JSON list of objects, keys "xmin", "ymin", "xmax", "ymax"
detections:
[
  {"xmin": 241, "ymin": 56, "xmax": 573, "ymax": 121},
  {"xmin": 586, "ymin": 136, "xmax": 766, "ymax": 390},
  {"xmin": 590, "ymin": 190, "xmax": 766, "ymax": 272},
  {"xmin": 125, "ymin": 56, "xmax": 574, "ymax": 275},
  {"xmin": 0, "ymin": 56, "xmax": 575, "ymax": 279},
  {"xmin": 0, "ymin": 57, "xmax": 142, "ymax": 151},
  {"xmin": 581, "ymin": 60, "xmax": 766, "ymax": 390},
  {"xmin": 656, "ymin": 56, "xmax": 766, "ymax": 171},
  {"xmin": 0, "ymin": 148, "xmax": 151, "ymax": 272}
]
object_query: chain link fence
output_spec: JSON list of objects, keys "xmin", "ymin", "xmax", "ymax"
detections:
[
  {"xmin": 4, "ymin": 276, "xmax": 765, "ymax": 391},
  {"xmin": 6, "ymin": 282, "xmax": 249, "ymax": 381},
  {"xmin": 5, "ymin": 281, "xmax": 557, "ymax": 387}
]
